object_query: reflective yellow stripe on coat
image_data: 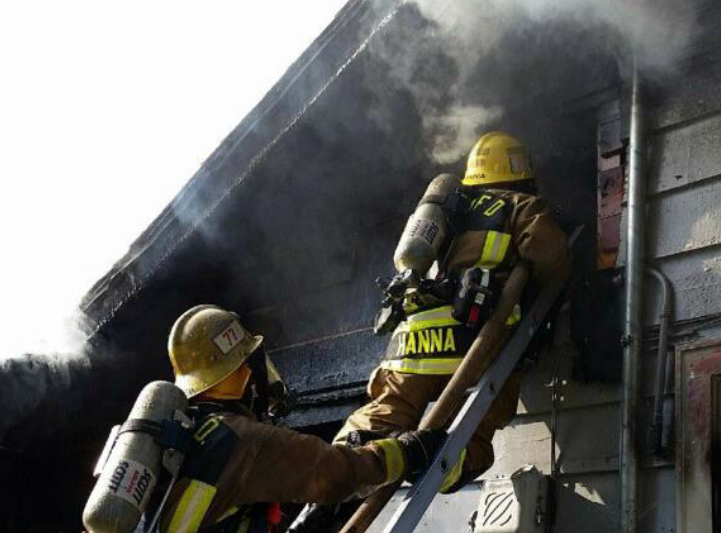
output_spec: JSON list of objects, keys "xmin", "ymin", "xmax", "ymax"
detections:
[
  {"xmin": 392, "ymin": 306, "xmax": 461, "ymax": 334},
  {"xmin": 167, "ymin": 480, "xmax": 217, "ymax": 533},
  {"xmin": 475, "ymin": 231, "xmax": 511, "ymax": 269},
  {"xmin": 373, "ymin": 438, "xmax": 405, "ymax": 483},
  {"xmin": 380, "ymin": 357, "xmax": 463, "ymax": 375}
]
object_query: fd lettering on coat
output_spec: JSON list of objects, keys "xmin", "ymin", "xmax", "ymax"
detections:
[
  {"xmin": 470, "ymin": 194, "xmax": 506, "ymax": 216},
  {"xmin": 396, "ymin": 328, "xmax": 456, "ymax": 356}
]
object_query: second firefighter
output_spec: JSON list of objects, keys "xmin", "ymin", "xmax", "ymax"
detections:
[{"xmin": 290, "ymin": 131, "xmax": 571, "ymax": 531}]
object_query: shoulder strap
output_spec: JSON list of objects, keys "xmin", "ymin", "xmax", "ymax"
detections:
[{"xmin": 165, "ymin": 415, "xmax": 240, "ymax": 533}]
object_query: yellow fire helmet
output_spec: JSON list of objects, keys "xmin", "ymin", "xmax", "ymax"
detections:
[
  {"xmin": 463, "ymin": 131, "xmax": 533, "ymax": 187},
  {"xmin": 168, "ymin": 304, "xmax": 263, "ymax": 399}
]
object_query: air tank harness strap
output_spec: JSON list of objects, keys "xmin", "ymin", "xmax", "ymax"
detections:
[
  {"xmin": 118, "ymin": 418, "xmax": 196, "ymax": 455},
  {"xmin": 420, "ymin": 191, "xmax": 462, "ymax": 209},
  {"xmin": 419, "ymin": 189, "xmax": 467, "ymax": 229}
]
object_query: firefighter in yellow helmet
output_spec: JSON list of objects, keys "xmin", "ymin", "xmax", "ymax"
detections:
[
  {"xmin": 289, "ymin": 132, "xmax": 571, "ymax": 531},
  {"xmin": 159, "ymin": 305, "xmax": 445, "ymax": 533}
]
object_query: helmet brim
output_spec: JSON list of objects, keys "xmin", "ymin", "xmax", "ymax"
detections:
[{"xmin": 175, "ymin": 334, "xmax": 264, "ymax": 399}]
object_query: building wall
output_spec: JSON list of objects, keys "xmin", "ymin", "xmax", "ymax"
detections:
[
  {"xmin": 419, "ymin": 27, "xmax": 721, "ymax": 533},
  {"xmin": 364, "ymin": 6, "xmax": 721, "ymax": 532}
]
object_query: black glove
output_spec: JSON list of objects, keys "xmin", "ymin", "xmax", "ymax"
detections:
[{"xmin": 396, "ymin": 429, "xmax": 446, "ymax": 479}]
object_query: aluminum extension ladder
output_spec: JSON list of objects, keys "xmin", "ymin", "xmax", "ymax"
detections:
[{"xmin": 380, "ymin": 249, "xmax": 574, "ymax": 533}]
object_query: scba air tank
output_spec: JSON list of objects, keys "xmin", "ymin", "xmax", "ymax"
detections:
[
  {"xmin": 83, "ymin": 381, "xmax": 188, "ymax": 533},
  {"xmin": 393, "ymin": 173, "xmax": 461, "ymax": 274}
]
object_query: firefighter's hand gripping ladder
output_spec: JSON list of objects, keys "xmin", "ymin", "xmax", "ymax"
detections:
[{"xmin": 340, "ymin": 228, "xmax": 580, "ymax": 533}]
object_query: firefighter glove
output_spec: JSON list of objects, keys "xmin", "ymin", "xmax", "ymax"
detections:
[{"xmin": 396, "ymin": 428, "xmax": 446, "ymax": 479}]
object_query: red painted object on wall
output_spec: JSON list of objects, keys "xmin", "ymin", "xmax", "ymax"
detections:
[{"xmin": 596, "ymin": 101, "xmax": 625, "ymax": 271}]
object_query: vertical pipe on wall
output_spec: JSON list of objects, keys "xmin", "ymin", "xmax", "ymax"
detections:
[
  {"xmin": 621, "ymin": 58, "xmax": 647, "ymax": 533},
  {"xmin": 646, "ymin": 267, "xmax": 673, "ymax": 455}
]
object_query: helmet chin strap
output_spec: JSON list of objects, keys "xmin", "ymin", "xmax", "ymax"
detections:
[{"xmin": 244, "ymin": 347, "xmax": 270, "ymax": 420}]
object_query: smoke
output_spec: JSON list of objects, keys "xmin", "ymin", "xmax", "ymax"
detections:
[
  {"xmin": 0, "ymin": 0, "xmax": 699, "ymax": 443},
  {"xmin": 510, "ymin": 0, "xmax": 696, "ymax": 69},
  {"xmin": 0, "ymin": 308, "xmax": 92, "ymax": 361},
  {"xmin": 365, "ymin": 0, "xmax": 699, "ymax": 165},
  {"xmin": 426, "ymin": 104, "xmax": 503, "ymax": 163},
  {"xmin": 0, "ymin": 350, "xmax": 92, "ymax": 441},
  {"xmin": 0, "ymin": 309, "xmax": 94, "ymax": 441}
]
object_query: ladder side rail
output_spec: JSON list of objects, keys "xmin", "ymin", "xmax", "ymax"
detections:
[{"xmin": 382, "ymin": 275, "xmax": 568, "ymax": 533}]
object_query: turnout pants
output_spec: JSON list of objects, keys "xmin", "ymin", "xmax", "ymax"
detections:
[{"xmin": 333, "ymin": 367, "xmax": 521, "ymax": 490}]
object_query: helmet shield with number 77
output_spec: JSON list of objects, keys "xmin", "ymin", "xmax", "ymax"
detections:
[{"xmin": 168, "ymin": 304, "xmax": 264, "ymax": 398}]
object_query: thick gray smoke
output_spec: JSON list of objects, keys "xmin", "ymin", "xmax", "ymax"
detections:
[
  {"xmin": 0, "ymin": 309, "xmax": 94, "ymax": 441},
  {"xmin": 0, "ymin": 351, "xmax": 92, "ymax": 440},
  {"xmin": 367, "ymin": 0, "xmax": 698, "ymax": 164},
  {"xmin": 0, "ymin": 0, "xmax": 699, "ymax": 444}
]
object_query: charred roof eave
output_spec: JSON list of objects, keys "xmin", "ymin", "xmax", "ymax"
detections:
[{"xmin": 80, "ymin": 0, "xmax": 387, "ymax": 333}]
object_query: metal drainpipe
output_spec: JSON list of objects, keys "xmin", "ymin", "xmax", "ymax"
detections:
[
  {"xmin": 621, "ymin": 59, "xmax": 647, "ymax": 533},
  {"xmin": 646, "ymin": 267, "xmax": 672, "ymax": 455}
]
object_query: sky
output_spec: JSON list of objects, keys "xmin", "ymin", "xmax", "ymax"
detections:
[{"xmin": 0, "ymin": 0, "xmax": 349, "ymax": 357}]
